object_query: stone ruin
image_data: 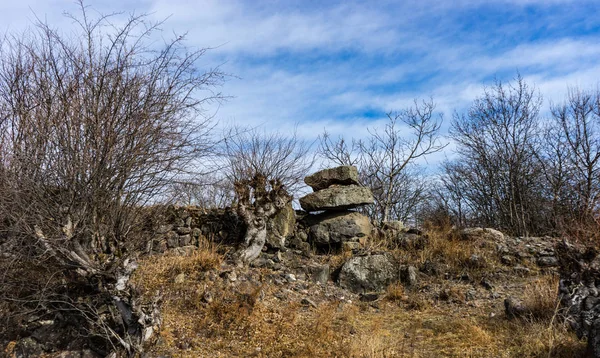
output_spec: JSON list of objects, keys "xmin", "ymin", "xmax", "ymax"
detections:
[{"xmin": 298, "ymin": 166, "xmax": 374, "ymax": 252}]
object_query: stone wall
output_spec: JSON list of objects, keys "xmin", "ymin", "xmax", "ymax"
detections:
[{"xmin": 143, "ymin": 206, "xmax": 244, "ymax": 254}]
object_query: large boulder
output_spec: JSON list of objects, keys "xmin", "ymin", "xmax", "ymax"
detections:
[
  {"xmin": 304, "ymin": 166, "xmax": 360, "ymax": 191},
  {"xmin": 338, "ymin": 254, "xmax": 400, "ymax": 293},
  {"xmin": 299, "ymin": 185, "xmax": 374, "ymax": 212},
  {"xmin": 306, "ymin": 211, "xmax": 371, "ymax": 245}
]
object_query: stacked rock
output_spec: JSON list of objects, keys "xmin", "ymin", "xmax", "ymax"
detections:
[{"xmin": 299, "ymin": 166, "xmax": 374, "ymax": 251}]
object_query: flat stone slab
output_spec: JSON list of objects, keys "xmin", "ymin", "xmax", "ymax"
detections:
[
  {"xmin": 304, "ymin": 166, "xmax": 360, "ymax": 191},
  {"xmin": 299, "ymin": 185, "xmax": 374, "ymax": 212}
]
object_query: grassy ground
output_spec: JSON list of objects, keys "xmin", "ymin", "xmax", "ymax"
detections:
[{"xmin": 131, "ymin": 231, "xmax": 587, "ymax": 358}]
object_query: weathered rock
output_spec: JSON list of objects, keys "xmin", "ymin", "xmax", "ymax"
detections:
[
  {"xmin": 536, "ymin": 256, "xmax": 559, "ymax": 267},
  {"xmin": 266, "ymin": 202, "xmax": 296, "ymax": 250},
  {"xmin": 179, "ymin": 234, "xmax": 192, "ymax": 246},
  {"xmin": 460, "ymin": 227, "xmax": 504, "ymax": 242},
  {"xmin": 504, "ymin": 296, "xmax": 527, "ymax": 318},
  {"xmin": 176, "ymin": 226, "xmax": 192, "ymax": 235},
  {"xmin": 299, "ymin": 185, "xmax": 374, "ymax": 212},
  {"xmin": 555, "ymin": 240, "xmax": 600, "ymax": 356},
  {"xmin": 304, "ymin": 166, "xmax": 360, "ymax": 191},
  {"xmin": 338, "ymin": 254, "xmax": 400, "ymax": 294},
  {"xmin": 304, "ymin": 263, "xmax": 330, "ymax": 284},
  {"xmin": 306, "ymin": 211, "xmax": 371, "ymax": 246},
  {"xmin": 402, "ymin": 265, "xmax": 418, "ymax": 287},
  {"xmin": 342, "ymin": 241, "xmax": 361, "ymax": 251},
  {"xmin": 165, "ymin": 231, "xmax": 179, "ymax": 248}
]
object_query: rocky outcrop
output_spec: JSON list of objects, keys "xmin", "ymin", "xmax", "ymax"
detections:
[
  {"xmin": 266, "ymin": 202, "xmax": 296, "ymax": 250},
  {"xmin": 555, "ymin": 240, "xmax": 600, "ymax": 357},
  {"xmin": 304, "ymin": 165, "xmax": 360, "ymax": 191},
  {"xmin": 495, "ymin": 234, "xmax": 560, "ymax": 269},
  {"xmin": 299, "ymin": 166, "xmax": 373, "ymax": 251},
  {"xmin": 299, "ymin": 185, "xmax": 374, "ymax": 212},
  {"xmin": 338, "ymin": 254, "xmax": 400, "ymax": 293}
]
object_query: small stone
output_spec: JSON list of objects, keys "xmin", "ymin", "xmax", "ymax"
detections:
[
  {"xmin": 536, "ymin": 256, "xmax": 559, "ymax": 267},
  {"xmin": 404, "ymin": 266, "xmax": 418, "ymax": 287},
  {"xmin": 300, "ymin": 297, "xmax": 317, "ymax": 308},
  {"xmin": 504, "ymin": 296, "xmax": 526, "ymax": 318},
  {"xmin": 359, "ymin": 293, "xmax": 380, "ymax": 302},
  {"xmin": 342, "ymin": 241, "xmax": 361, "ymax": 251},
  {"xmin": 179, "ymin": 234, "xmax": 192, "ymax": 246},
  {"xmin": 174, "ymin": 273, "xmax": 185, "ymax": 284},
  {"xmin": 165, "ymin": 231, "xmax": 179, "ymax": 248},
  {"xmin": 305, "ymin": 263, "xmax": 330, "ymax": 285},
  {"xmin": 176, "ymin": 226, "xmax": 192, "ymax": 235},
  {"xmin": 481, "ymin": 278, "xmax": 494, "ymax": 290},
  {"xmin": 203, "ymin": 291, "xmax": 213, "ymax": 303},
  {"xmin": 285, "ymin": 273, "xmax": 297, "ymax": 282}
]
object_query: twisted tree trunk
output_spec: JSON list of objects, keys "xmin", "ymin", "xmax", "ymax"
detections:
[{"xmin": 234, "ymin": 174, "xmax": 291, "ymax": 263}]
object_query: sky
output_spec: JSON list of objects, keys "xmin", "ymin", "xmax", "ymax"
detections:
[{"xmin": 2, "ymin": 0, "xmax": 600, "ymax": 165}]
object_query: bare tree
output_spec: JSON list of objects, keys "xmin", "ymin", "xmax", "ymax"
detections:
[
  {"xmin": 0, "ymin": 2, "xmax": 224, "ymax": 355},
  {"xmin": 318, "ymin": 99, "xmax": 446, "ymax": 224},
  {"xmin": 548, "ymin": 88, "xmax": 600, "ymax": 235},
  {"xmin": 222, "ymin": 127, "xmax": 312, "ymax": 262},
  {"xmin": 223, "ymin": 126, "xmax": 315, "ymax": 196},
  {"xmin": 448, "ymin": 75, "xmax": 544, "ymax": 235}
]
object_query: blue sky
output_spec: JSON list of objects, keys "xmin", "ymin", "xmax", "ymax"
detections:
[{"xmin": 2, "ymin": 0, "xmax": 600, "ymax": 161}]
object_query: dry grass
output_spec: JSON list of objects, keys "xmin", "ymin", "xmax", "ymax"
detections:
[
  {"xmin": 521, "ymin": 274, "xmax": 561, "ymax": 321},
  {"xmin": 370, "ymin": 224, "xmax": 499, "ymax": 282},
  {"xmin": 129, "ymin": 226, "xmax": 585, "ymax": 358},
  {"xmin": 132, "ymin": 237, "xmax": 223, "ymax": 294}
]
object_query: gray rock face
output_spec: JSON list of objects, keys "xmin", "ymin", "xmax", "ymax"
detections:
[
  {"xmin": 555, "ymin": 240, "xmax": 600, "ymax": 357},
  {"xmin": 304, "ymin": 165, "xmax": 360, "ymax": 191},
  {"xmin": 338, "ymin": 254, "xmax": 400, "ymax": 293},
  {"xmin": 307, "ymin": 211, "xmax": 371, "ymax": 245},
  {"xmin": 266, "ymin": 202, "xmax": 296, "ymax": 249},
  {"xmin": 299, "ymin": 185, "xmax": 374, "ymax": 212}
]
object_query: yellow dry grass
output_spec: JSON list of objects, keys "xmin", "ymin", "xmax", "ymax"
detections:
[{"xmin": 130, "ymin": 229, "xmax": 585, "ymax": 358}]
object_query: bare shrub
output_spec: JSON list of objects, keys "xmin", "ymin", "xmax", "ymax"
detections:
[{"xmin": 0, "ymin": 2, "xmax": 224, "ymax": 355}]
